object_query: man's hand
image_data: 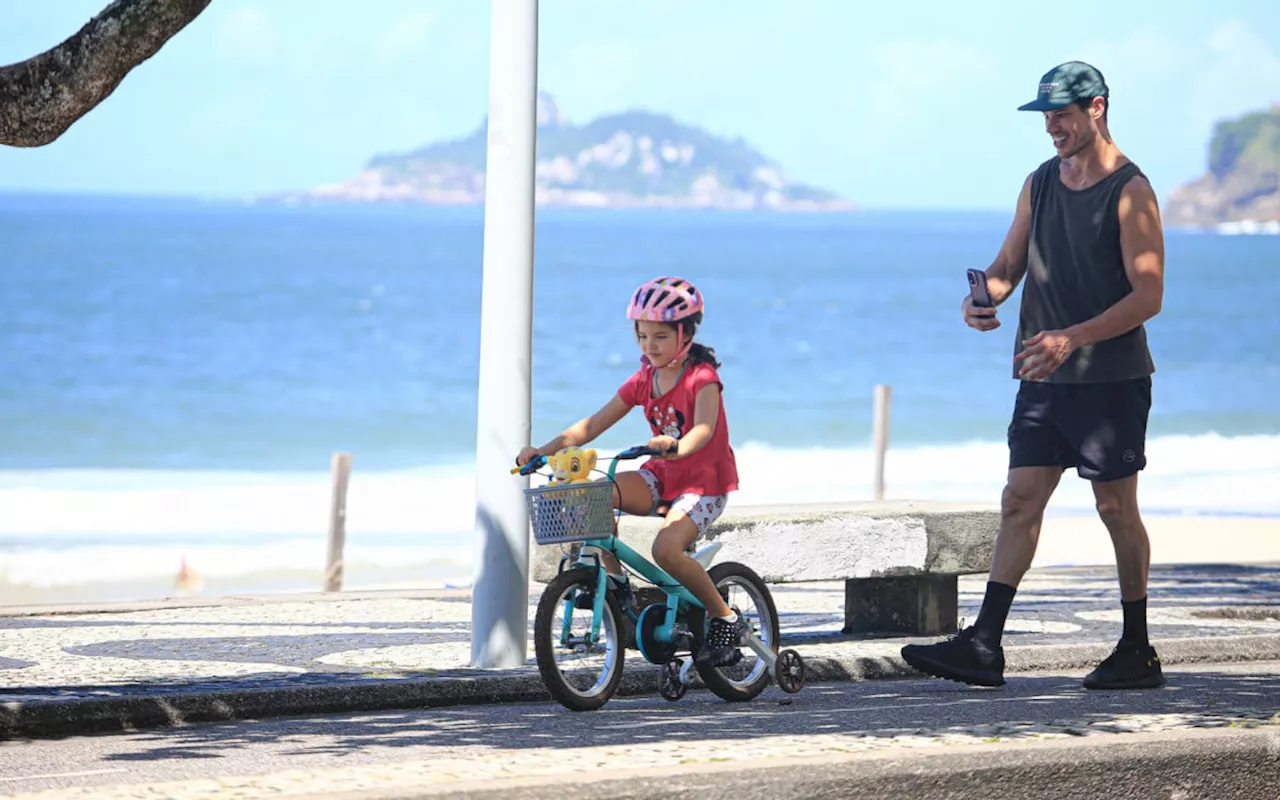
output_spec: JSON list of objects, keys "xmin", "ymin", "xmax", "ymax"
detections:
[
  {"xmin": 1014, "ymin": 330, "xmax": 1075, "ymax": 381},
  {"xmin": 962, "ymin": 295, "xmax": 1001, "ymax": 331}
]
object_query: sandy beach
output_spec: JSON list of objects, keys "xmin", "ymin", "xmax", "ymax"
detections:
[
  {"xmin": 1032, "ymin": 513, "xmax": 1279, "ymax": 569},
  {"xmin": 2, "ymin": 512, "xmax": 1274, "ymax": 610}
]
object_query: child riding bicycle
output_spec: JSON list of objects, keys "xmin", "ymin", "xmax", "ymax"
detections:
[{"xmin": 515, "ymin": 276, "xmax": 747, "ymax": 667}]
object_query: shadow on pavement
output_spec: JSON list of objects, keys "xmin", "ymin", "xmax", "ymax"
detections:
[{"xmin": 92, "ymin": 667, "xmax": 1280, "ymax": 762}]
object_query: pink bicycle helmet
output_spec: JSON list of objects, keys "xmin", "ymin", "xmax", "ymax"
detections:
[
  {"xmin": 626, "ymin": 276, "xmax": 705, "ymax": 368},
  {"xmin": 626, "ymin": 276, "xmax": 704, "ymax": 322}
]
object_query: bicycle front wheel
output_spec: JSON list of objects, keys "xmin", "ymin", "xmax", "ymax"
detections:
[{"xmin": 533, "ymin": 567, "xmax": 626, "ymax": 711}]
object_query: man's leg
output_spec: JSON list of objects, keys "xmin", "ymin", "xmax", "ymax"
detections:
[
  {"xmin": 975, "ymin": 465, "xmax": 1065, "ymax": 646},
  {"xmin": 900, "ymin": 382, "xmax": 1068, "ymax": 687},
  {"xmin": 1081, "ymin": 474, "xmax": 1165, "ymax": 688},
  {"xmin": 1066, "ymin": 378, "xmax": 1165, "ymax": 690},
  {"xmin": 1093, "ymin": 474, "xmax": 1151, "ymax": 604}
]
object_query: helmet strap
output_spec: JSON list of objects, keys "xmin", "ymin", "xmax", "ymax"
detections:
[{"xmin": 662, "ymin": 322, "xmax": 693, "ymax": 369}]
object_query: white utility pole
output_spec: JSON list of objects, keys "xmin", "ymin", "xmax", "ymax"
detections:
[{"xmin": 469, "ymin": 0, "xmax": 540, "ymax": 669}]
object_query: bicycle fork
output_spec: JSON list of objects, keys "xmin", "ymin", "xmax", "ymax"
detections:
[{"xmin": 557, "ymin": 559, "xmax": 611, "ymax": 649}]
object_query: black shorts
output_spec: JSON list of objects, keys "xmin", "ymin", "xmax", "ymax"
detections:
[{"xmin": 1007, "ymin": 377, "xmax": 1151, "ymax": 482}]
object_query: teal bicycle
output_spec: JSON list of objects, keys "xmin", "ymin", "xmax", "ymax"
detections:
[{"xmin": 516, "ymin": 445, "xmax": 806, "ymax": 712}]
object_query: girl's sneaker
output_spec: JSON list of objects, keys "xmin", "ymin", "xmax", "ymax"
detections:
[
  {"xmin": 573, "ymin": 574, "xmax": 636, "ymax": 613},
  {"xmin": 699, "ymin": 611, "xmax": 749, "ymax": 667}
]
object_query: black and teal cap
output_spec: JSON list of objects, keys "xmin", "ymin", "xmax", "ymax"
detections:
[{"xmin": 1017, "ymin": 61, "xmax": 1108, "ymax": 111}]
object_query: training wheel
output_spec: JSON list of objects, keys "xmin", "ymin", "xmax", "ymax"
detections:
[
  {"xmin": 775, "ymin": 649, "xmax": 805, "ymax": 694},
  {"xmin": 660, "ymin": 659, "xmax": 687, "ymax": 701}
]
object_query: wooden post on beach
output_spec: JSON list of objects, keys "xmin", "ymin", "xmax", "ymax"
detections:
[
  {"xmin": 872, "ymin": 385, "xmax": 891, "ymax": 501},
  {"xmin": 324, "ymin": 451, "xmax": 352, "ymax": 592}
]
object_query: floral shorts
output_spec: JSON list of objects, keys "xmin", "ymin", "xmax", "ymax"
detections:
[{"xmin": 637, "ymin": 469, "xmax": 728, "ymax": 536}]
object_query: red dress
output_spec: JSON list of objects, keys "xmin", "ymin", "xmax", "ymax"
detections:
[{"xmin": 616, "ymin": 361, "xmax": 739, "ymax": 498}]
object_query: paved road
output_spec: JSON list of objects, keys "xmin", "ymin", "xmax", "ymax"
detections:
[{"xmin": 1, "ymin": 661, "xmax": 1276, "ymax": 799}]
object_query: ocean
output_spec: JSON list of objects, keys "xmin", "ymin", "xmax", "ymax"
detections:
[{"xmin": 2, "ymin": 193, "xmax": 1278, "ymax": 603}]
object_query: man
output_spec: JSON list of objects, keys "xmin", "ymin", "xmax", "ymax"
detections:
[{"xmin": 901, "ymin": 61, "xmax": 1167, "ymax": 690}]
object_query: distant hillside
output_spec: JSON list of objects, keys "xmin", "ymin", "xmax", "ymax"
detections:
[
  {"xmin": 1165, "ymin": 103, "xmax": 1280, "ymax": 229},
  {"xmin": 290, "ymin": 93, "xmax": 855, "ymax": 212}
]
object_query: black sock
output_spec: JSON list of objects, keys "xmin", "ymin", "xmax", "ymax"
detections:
[
  {"xmin": 1121, "ymin": 597, "xmax": 1149, "ymax": 647},
  {"xmin": 972, "ymin": 581, "xmax": 1017, "ymax": 648}
]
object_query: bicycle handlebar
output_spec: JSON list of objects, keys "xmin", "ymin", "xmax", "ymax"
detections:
[
  {"xmin": 510, "ymin": 444, "xmax": 674, "ymax": 476},
  {"xmin": 614, "ymin": 444, "xmax": 669, "ymax": 460}
]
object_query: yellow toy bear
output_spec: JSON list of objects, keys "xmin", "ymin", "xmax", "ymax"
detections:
[{"xmin": 548, "ymin": 446, "xmax": 597, "ymax": 485}]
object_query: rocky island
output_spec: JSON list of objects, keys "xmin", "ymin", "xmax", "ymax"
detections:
[
  {"xmin": 1164, "ymin": 103, "xmax": 1280, "ymax": 232},
  {"xmin": 288, "ymin": 93, "xmax": 855, "ymax": 212}
]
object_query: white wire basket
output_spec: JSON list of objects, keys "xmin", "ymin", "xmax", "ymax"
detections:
[{"xmin": 524, "ymin": 479, "xmax": 617, "ymax": 545}]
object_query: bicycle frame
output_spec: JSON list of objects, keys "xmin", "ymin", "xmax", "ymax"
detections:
[{"xmin": 560, "ymin": 534, "xmax": 710, "ymax": 649}]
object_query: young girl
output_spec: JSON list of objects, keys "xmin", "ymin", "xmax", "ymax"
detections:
[{"xmin": 515, "ymin": 276, "xmax": 747, "ymax": 666}]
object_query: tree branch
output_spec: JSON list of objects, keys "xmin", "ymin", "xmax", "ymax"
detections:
[{"xmin": 0, "ymin": 0, "xmax": 212, "ymax": 147}]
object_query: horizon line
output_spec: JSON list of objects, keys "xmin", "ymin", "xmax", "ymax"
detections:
[{"xmin": 0, "ymin": 188, "xmax": 1015, "ymax": 215}]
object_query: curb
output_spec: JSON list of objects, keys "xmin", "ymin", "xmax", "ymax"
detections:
[{"xmin": 3, "ymin": 633, "xmax": 1279, "ymax": 742}]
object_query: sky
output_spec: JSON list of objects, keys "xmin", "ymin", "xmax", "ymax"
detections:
[{"xmin": 1, "ymin": 0, "xmax": 1278, "ymax": 210}]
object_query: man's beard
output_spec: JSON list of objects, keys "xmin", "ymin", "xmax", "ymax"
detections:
[{"xmin": 1062, "ymin": 128, "xmax": 1097, "ymax": 159}]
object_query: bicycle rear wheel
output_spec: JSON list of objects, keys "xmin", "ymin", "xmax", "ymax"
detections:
[
  {"xmin": 533, "ymin": 567, "xmax": 626, "ymax": 711},
  {"xmin": 696, "ymin": 561, "xmax": 780, "ymax": 702}
]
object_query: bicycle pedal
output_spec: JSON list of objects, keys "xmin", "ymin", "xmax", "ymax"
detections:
[{"xmin": 696, "ymin": 648, "xmax": 744, "ymax": 668}]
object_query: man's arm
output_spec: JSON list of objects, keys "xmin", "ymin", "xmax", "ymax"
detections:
[
  {"xmin": 1065, "ymin": 176, "xmax": 1165, "ymax": 348},
  {"xmin": 984, "ymin": 172, "xmax": 1035, "ymax": 306}
]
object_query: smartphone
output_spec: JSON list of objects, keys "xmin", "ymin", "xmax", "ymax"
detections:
[{"xmin": 967, "ymin": 269, "xmax": 994, "ymax": 308}]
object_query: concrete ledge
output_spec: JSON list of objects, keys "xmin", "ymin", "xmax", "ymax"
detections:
[
  {"xmin": 531, "ymin": 500, "xmax": 998, "ymax": 583},
  {"xmin": 845, "ymin": 574, "xmax": 959, "ymax": 635},
  {"xmin": 531, "ymin": 500, "xmax": 997, "ymax": 635},
  {"xmin": 5, "ymin": 632, "xmax": 1278, "ymax": 742}
]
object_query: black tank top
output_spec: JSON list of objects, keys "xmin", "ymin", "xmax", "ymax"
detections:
[{"xmin": 1016, "ymin": 156, "xmax": 1156, "ymax": 383}]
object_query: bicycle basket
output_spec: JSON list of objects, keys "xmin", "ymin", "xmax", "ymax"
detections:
[{"xmin": 524, "ymin": 479, "xmax": 616, "ymax": 545}]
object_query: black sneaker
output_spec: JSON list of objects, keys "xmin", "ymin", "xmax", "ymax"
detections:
[
  {"xmin": 900, "ymin": 627, "xmax": 1006, "ymax": 687},
  {"xmin": 1083, "ymin": 641, "xmax": 1166, "ymax": 690},
  {"xmin": 699, "ymin": 612, "xmax": 750, "ymax": 667},
  {"xmin": 573, "ymin": 576, "xmax": 635, "ymax": 612},
  {"xmin": 610, "ymin": 576, "xmax": 637, "ymax": 613},
  {"xmin": 570, "ymin": 583, "xmax": 638, "ymax": 649}
]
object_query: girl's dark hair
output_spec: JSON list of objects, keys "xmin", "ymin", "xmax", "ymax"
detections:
[
  {"xmin": 686, "ymin": 340, "xmax": 721, "ymax": 368},
  {"xmin": 635, "ymin": 311, "xmax": 721, "ymax": 368}
]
